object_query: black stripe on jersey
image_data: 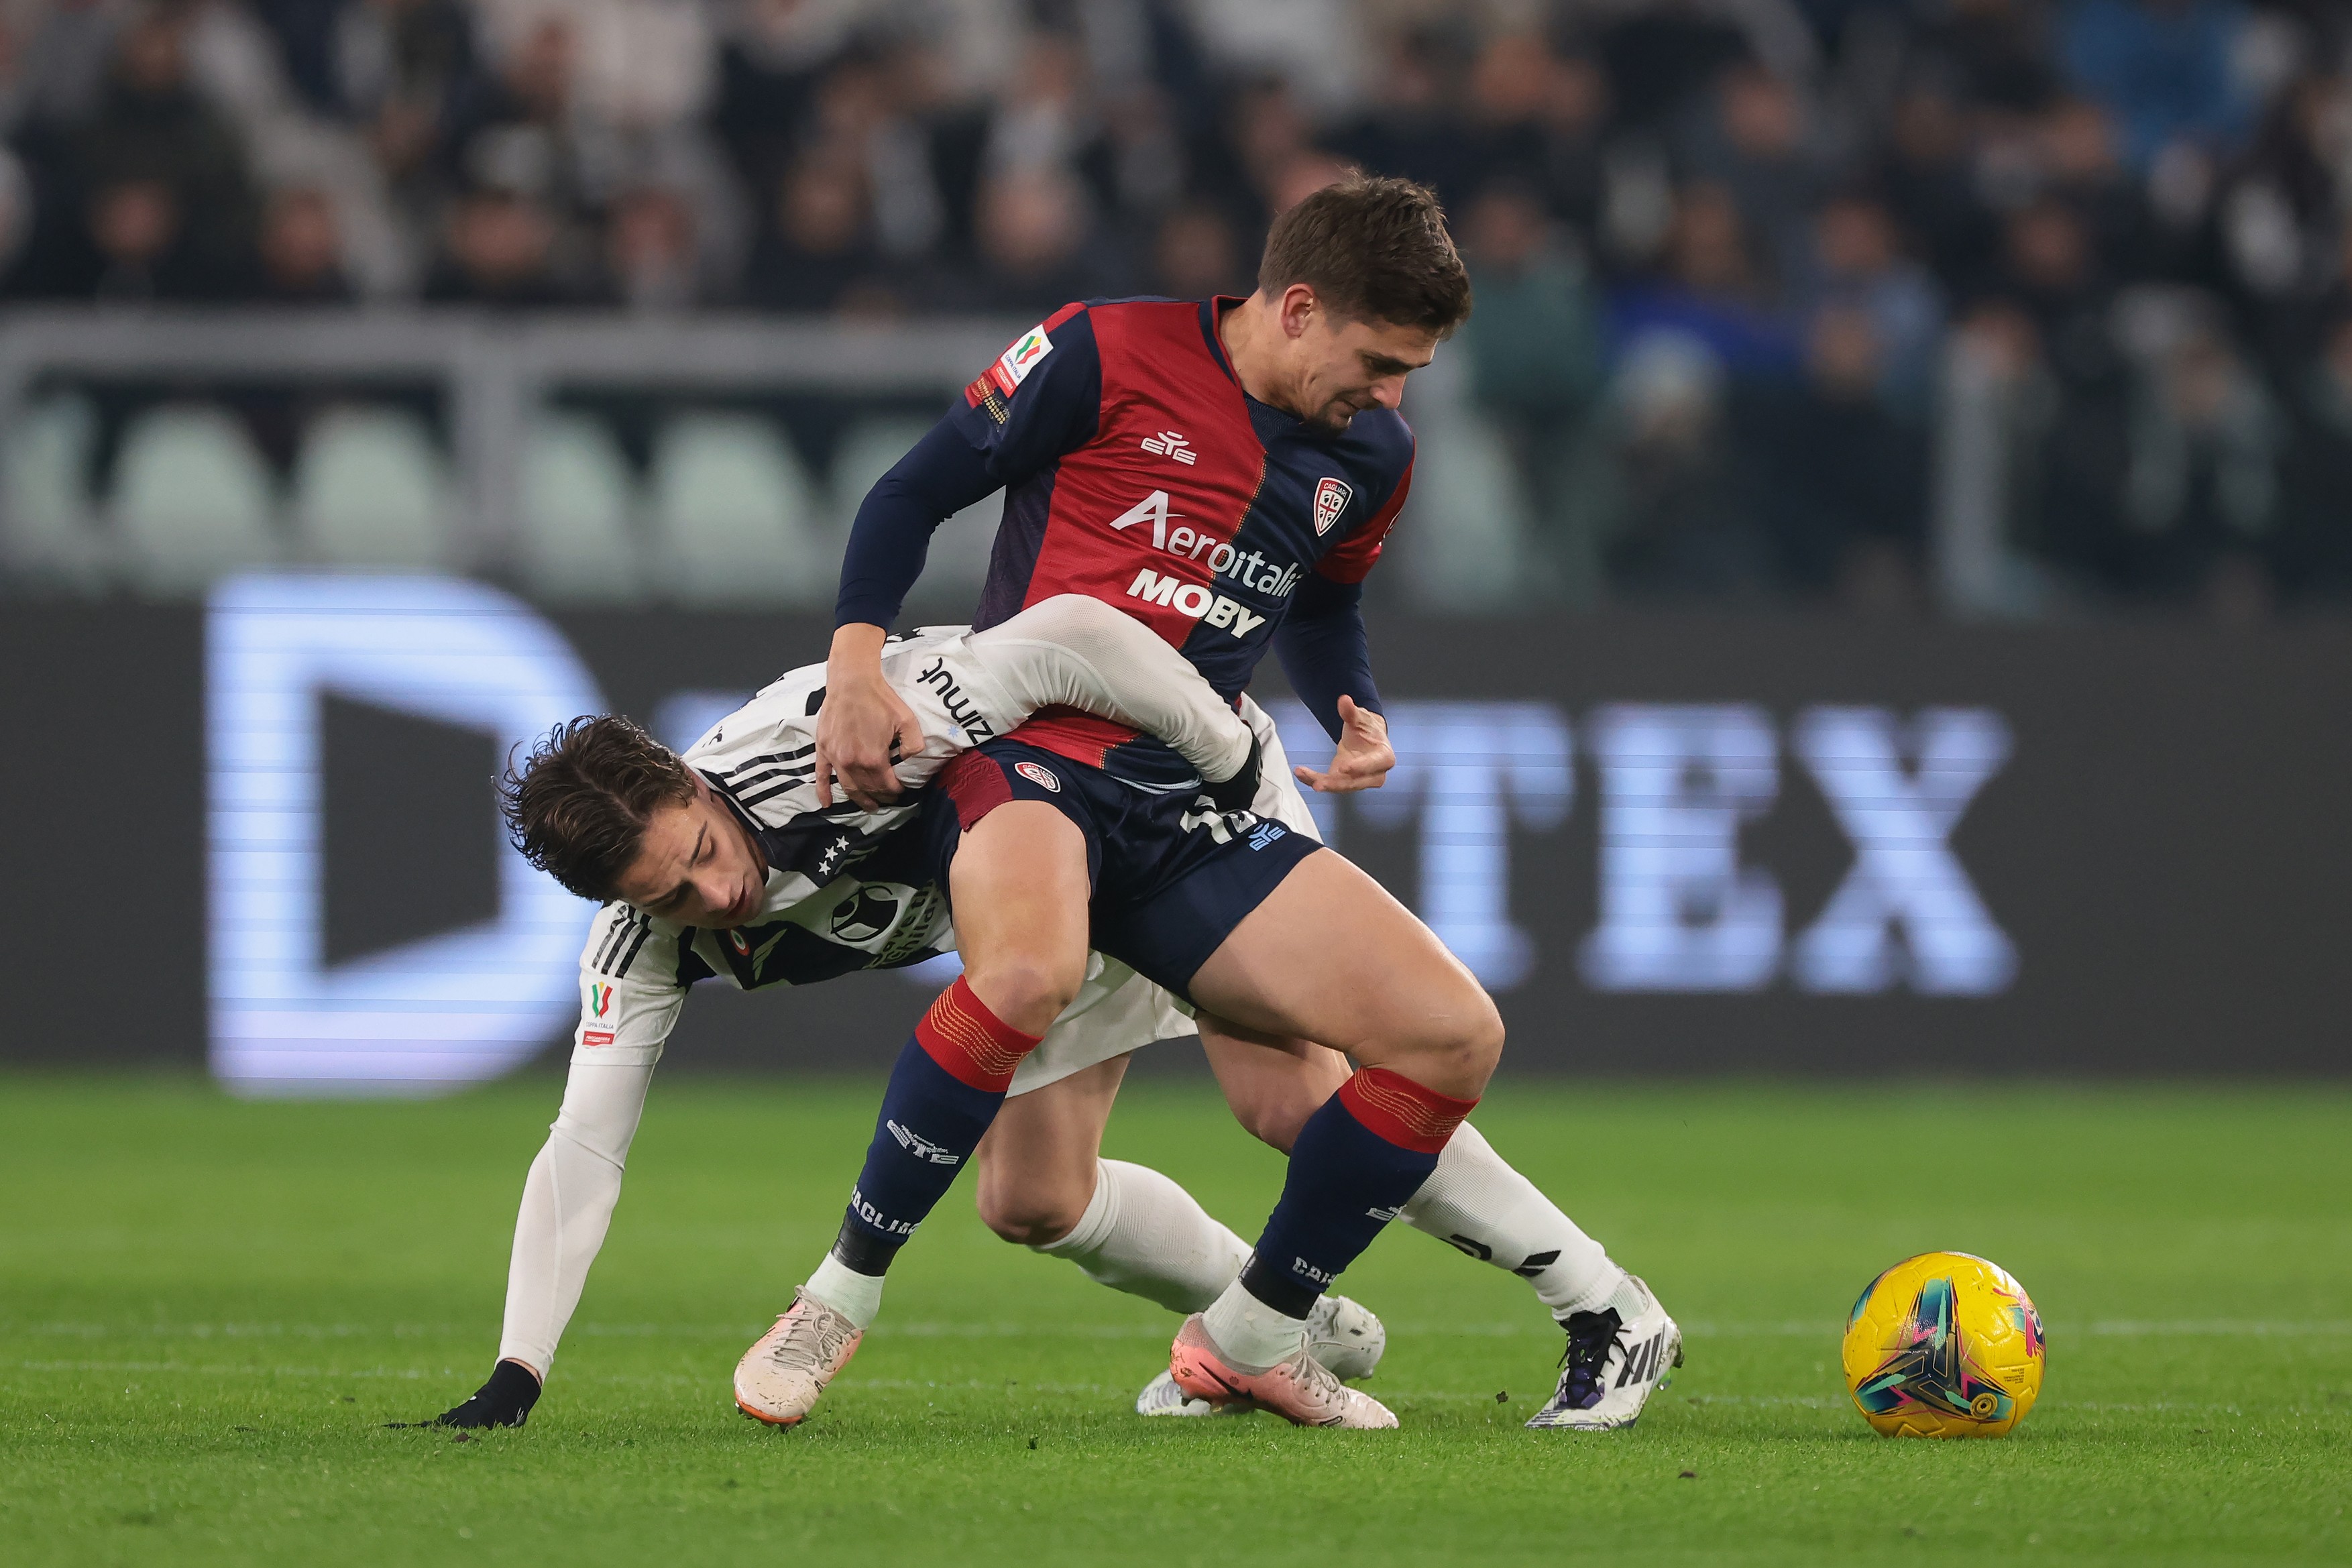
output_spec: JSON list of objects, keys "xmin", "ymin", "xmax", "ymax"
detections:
[
  {"xmin": 592, "ymin": 907, "xmax": 631, "ymax": 972},
  {"xmin": 592, "ymin": 913, "xmax": 630, "ymax": 975},
  {"xmin": 723, "ymin": 743, "xmax": 816, "ymax": 775},
  {"xmin": 735, "ymin": 777, "xmax": 814, "ymax": 809},
  {"xmin": 596, "ymin": 909, "xmax": 650, "ymax": 976},
  {"xmin": 610, "ymin": 915, "xmax": 655, "ymax": 978},
  {"xmin": 726, "ymin": 760, "xmax": 817, "ymax": 792}
]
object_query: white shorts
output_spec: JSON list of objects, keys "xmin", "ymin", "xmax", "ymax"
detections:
[
  {"xmin": 1010, "ymin": 953, "xmax": 1195, "ymax": 1096},
  {"xmin": 1007, "ymin": 695, "xmax": 1322, "ymax": 1097}
]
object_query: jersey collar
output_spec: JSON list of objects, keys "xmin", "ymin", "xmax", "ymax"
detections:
[
  {"xmin": 1198, "ymin": 296, "xmax": 1245, "ymax": 387},
  {"xmin": 1200, "ymin": 294, "xmax": 1321, "ymax": 447}
]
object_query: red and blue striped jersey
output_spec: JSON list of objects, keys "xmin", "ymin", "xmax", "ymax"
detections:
[{"xmin": 837, "ymin": 295, "xmax": 1414, "ymax": 783}]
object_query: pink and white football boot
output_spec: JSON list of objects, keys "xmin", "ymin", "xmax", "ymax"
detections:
[
  {"xmin": 1168, "ymin": 1312, "xmax": 1398, "ymax": 1429},
  {"xmin": 734, "ymin": 1294, "xmax": 863, "ymax": 1426}
]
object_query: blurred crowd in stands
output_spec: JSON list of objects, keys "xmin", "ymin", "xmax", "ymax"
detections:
[{"xmin": 3, "ymin": 0, "xmax": 2351, "ymax": 616}]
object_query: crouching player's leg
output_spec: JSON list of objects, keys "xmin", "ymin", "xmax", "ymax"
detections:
[
  {"xmin": 734, "ymin": 799, "xmax": 1094, "ymax": 1425},
  {"xmin": 1202, "ymin": 1019, "xmax": 1681, "ymax": 1431},
  {"xmin": 972, "ymin": 1048, "xmax": 1386, "ymax": 1416}
]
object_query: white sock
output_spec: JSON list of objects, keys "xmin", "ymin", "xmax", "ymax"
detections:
[
  {"xmin": 1401, "ymin": 1121, "xmax": 1636, "ymax": 1321},
  {"xmin": 801, "ymin": 1252, "xmax": 885, "ymax": 1329},
  {"xmin": 1200, "ymin": 1278, "xmax": 1307, "ymax": 1371},
  {"xmin": 1031, "ymin": 1159, "xmax": 1253, "ymax": 1314}
]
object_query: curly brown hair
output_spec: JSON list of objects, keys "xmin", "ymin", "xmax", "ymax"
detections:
[
  {"xmin": 1258, "ymin": 172, "xmax": 1471, "ymax": 336},
  {"xmin": 498, "ymin": 716, "xmax": 697, "ymax": 901}
]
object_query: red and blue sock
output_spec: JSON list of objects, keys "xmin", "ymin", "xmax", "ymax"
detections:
[
  {"xmin": 830, "ymin": 976, "xmax": 1041, "ymax": 1274},
  {"xmin": 1238, "ymin": 1066, "xmax": 1479, "ymax": 1317}
]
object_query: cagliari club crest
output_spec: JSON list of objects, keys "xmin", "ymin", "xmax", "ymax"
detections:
[{"xmin": 1312, "ymin": 476, "xmax": 1353, "ymax": 536}]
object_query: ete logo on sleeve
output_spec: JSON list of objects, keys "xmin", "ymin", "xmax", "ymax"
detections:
[{"xmin": 1312, "ymin": 476, "xmax": 1353, "ymax": 536}]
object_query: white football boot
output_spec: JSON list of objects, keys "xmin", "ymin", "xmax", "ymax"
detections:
[
  {"xmin": 1135, "ymin": 1369, "xmax": 1251, "ymax": 1416},
  {"xmin": 734, "ymin": 1294, "xmax": 864, "ymax": 1426},
  {"xmin": 1306, "ymin": 1293, "xmax": 1387, "ymax": 1382},
  {"xmin": 1136, "ymin": 1294, "xmax": 1387, "ymax": 1414},
  {"xmin": 1524, "ymin": 1276, "xmax": 1683, "ymax": 1432}
]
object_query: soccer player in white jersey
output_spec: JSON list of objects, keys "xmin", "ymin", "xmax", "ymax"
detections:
[{"xmin": 418, "ymin": 594, "xmax": 1676, "ymax": 1433}]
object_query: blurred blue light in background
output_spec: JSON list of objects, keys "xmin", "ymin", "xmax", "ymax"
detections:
[{"xmin": 207, "ymin": 574, "xmax": 602, "ymax": 1095}]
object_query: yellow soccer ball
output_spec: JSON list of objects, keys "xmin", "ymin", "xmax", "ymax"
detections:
[{"xmin": 1841, "ymin": 1251, "xmax": 2046, "ymax": 1438}]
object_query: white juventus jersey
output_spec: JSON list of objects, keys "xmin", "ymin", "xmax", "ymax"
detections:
[{"xmin": 569, "ymin": 595, "xmax": 1258, "ymax": 1065}]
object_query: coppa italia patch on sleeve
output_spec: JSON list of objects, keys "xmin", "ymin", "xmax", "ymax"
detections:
[{"xmin": 966, "ymin": 323, "xmax": 1054, "ymax": 412}]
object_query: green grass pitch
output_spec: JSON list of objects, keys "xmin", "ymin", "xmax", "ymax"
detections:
[{"xmin": 3, "ymin": 1073, "xmax": 2348, "ymax": 1566}]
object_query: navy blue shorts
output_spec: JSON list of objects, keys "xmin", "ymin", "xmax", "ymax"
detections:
[{"xmin": 921, "ymin": 740, "xmax": 1321, "ymax": 999}]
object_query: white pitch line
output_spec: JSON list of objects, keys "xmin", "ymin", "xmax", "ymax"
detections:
[
  {"xmin": 2080, "ymin": 1321, "xmax": 2352, "ymax": 1337},
  {"xmin": 5, "ymin": 1363, "xmax": 2309, "ymax": 1417},
  {"xmin": 15, "ymin": 1359, "xmax": 436, "ymax": 1380},
  {"xmin": 11, "ymin": 1319, "xmax": 2351, "ymax": 1345},
  {"xmin": 1619, "ymin": 1321, "xmax": 2352, "ymax": 1339}
]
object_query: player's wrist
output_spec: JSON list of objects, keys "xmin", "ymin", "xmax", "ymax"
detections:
[{"xmin": 827, "ymin": 622, "xmax": 889, "ymax": 679}]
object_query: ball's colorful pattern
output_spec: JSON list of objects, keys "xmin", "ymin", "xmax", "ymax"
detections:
[{"xmin": 1841, "ymin": 1251, "xmax": 2045, "ymax": 1438}]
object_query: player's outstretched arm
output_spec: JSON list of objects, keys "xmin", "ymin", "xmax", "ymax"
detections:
[
  {"xmin": 403, "ymin": 1052, "xmax": 659, "ymax": 1428},
  {"xmin": 966, "ymin": 594, "xmax": 1257, "ymax": 796}
]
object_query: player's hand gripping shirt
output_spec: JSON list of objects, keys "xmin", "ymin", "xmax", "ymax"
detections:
[
  {"xmin": 835, "ymin": 296, "xmax": 1415, "ymax": 777},
  {"xmin": 571, "ymin": 595, "xmax": 1253, "ymax": 1063}
]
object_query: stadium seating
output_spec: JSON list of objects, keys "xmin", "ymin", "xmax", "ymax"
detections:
[
  {"xmin": 1, "ymin": 395, "xmax": 107, "ymax": 593},
  {"xmin": 645, "ymin": 411, "xmax": 829, "ymax": 608},
  {"xmin": 111, "ymin": 403, "xmax": 281, "ymax": 598},
  {"xmin": 1395, "ymin": 382, "xmax": 1536, "ymax": 612},
  {"xmin": 516, "ymin": 411, "xmax": 645, "ymax": 605},
  {"xmin": 290, "ymin": 406, "xmax": 451, "ymax": 571},
  {"xmin": 830, "ymin": 415, "xmax": 998, "ymax": 606}
]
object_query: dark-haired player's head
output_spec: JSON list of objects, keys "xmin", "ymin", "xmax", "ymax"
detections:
[
  {"xmin": 500, "ymin": 716, "xmax": 768, "ymax": 926},
  {"xmin": 1249, "ymin": 172, "xmax": 1472, "ymax": 432}
]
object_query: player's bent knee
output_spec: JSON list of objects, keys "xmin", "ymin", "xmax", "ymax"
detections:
[
  {"xmin": 962, "ymin": 957, "xmax": 1084, "ymax": 1038},
  {"xmin": 1461, "ymin": 987, "xmax": 1506, "ymax": 1070},
  {"xmin": 1231, "ymin": 1088, "xmax": 1319, "ymax": 1154},
  {"xmin": 974, "ymin": 1181, "xmax": 1087, "ymax": 1247},
  {"xmin": 1449, "ymin": 989, "xmax": 1507, "ymax": 1084},
  {"xmin": 1386, "ymin": 983, "xmax": 1505, "ymax": 1099}
]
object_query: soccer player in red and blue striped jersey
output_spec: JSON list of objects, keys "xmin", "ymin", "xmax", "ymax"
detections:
[{"xmin": 748, "ymin": 176, "xmax": 1677, "ymax": 1431}]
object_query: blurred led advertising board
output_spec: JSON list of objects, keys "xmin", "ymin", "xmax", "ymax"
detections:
[
  {"xmin": 207, "ymin": 576, "xmax": 600, "ymax": 1093},
  {"xmin": 1260, "ymin": 699, "xmax": 2017, "ymax": 1001},
  {"xmin": 3, "ymin": 582, "xmax": 2349, "ymax": 1082}
]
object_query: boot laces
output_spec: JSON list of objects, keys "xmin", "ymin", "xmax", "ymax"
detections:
[
  {"xmin": 1555, "ymin": 1307, "xmax": 1626, "ymax": 1410},
  {"xmin": 1282, "ymin": 1341, "xmax": 1350, "ymax": 1406},
  {"xmin": 766, "ymin": 1299, "xmax": 854, "ymax": 1374}
]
